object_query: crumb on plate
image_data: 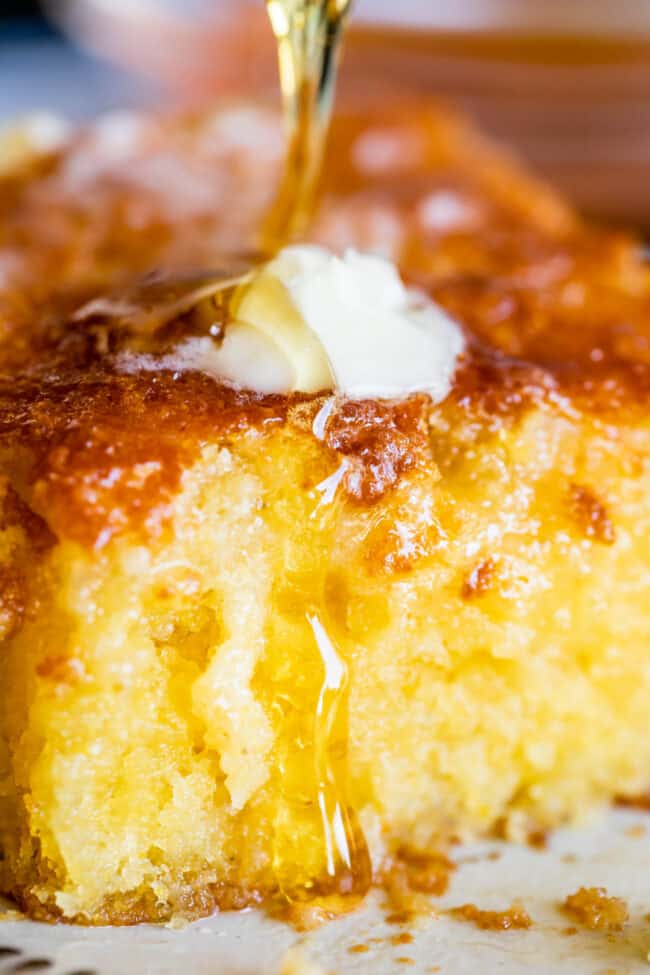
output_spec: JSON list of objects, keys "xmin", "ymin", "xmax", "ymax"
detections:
[
  {"xmin": 561, "ymin": 887, "xmax": 629, "ymax": 932},
  {"xmin": 450, "ymin": 902, "xmax": 532, "ymax": 931}
]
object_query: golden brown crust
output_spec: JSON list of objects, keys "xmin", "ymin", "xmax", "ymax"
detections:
[
  {"xmin": 1, "ymin": 96, "xmax": 650, "ymax": 552},
  {"xmin": 11, "ymin": 877, "xmax": 267, "ymax": 926},
  {"xmin": 0, "ymin": 369, "xmax": 434, "ymax": 546},
  {"xmin": 1, "ymin": 370, "xmax": 294, "ymax": 547},
  {"xmin": 8, "ymin": 847, "xmax": 456, "ymax": 927}
]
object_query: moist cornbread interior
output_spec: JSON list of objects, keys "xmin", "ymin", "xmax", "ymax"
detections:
[{"xmin": 1, "ymin": 101, "xmax": 650, "ymax": 924}]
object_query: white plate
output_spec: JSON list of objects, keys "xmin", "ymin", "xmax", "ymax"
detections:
[{"xmin": 2, "ymin": 807, "xmax": 649, "ymax": 974}]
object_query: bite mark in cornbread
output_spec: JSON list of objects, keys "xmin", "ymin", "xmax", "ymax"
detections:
[{"xmin": 1, "ymin": 100, "xmax": 650, "ymax": 923}]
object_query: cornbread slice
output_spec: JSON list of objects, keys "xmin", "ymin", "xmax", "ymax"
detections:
[{"xmin": 2, "ymin": 100, "xmax": 650, "ymax": 924}]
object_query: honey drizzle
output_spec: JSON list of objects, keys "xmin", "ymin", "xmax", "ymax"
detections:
[
  {"xmin": 264, "ymin": 434, "xmax": 371, "ymax": 902},
  {"xmin": 308, "ymin": 611, "xmax": 370, "ymax": 895},
  {"xmin": 262, "ymin": 0, "xmax": 353, "ymax": 251},
  {"xmin": 309, "ymin": 611, "xmax": 347, "ymax": 879}
]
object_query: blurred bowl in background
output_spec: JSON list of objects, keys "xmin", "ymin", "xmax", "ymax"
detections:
[
  {"xmin": 49, "ymin": 0, "xmax": 650, "ymax": 228},
  {"xmin": 0, "ymin": 15, "xmax": 156, "ymax": 123}
]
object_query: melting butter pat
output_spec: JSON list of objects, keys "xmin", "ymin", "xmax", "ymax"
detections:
[
  {"xmin": 117, "ymin": 246, "xmax": 465, "ymax": 402},
  {"xmin": 232, "ymin": 245, "xmax": 464, "ymax": 401}
]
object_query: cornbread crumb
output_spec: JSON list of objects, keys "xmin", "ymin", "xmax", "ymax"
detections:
[
  {"xmin": 271, "ymin": 895, "xmax": 362, "ymax": 932},
  {"xmin": 379, "ymin": 846, "xmax": 456, "ymax": 924},
  {"xmin": 385, "ymin": 912, "xmax": 414, "ymax": 926},
  {"xmin": 450, "ymin": 903, "xmax": 532, "ymax": 931},
  {"xmin": 617, "ymin": 794, "xmax": 650, "ymax": 812},
  {"xmin": 396, "ymin": 848, "xmax": 455, "ymax": 896},
  {"xmin": 527, "ymin": 830, "xmax": 548, "ymax": 850},
  {"xmin": 561, "ymin": 887, "xmax": 629, "ymax": 932},
  {"xmin": 379, "ymin": 850, "xmax": 452, "ymax": 922}
]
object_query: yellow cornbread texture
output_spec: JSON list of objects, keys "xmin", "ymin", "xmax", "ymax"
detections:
[
  {"xmin": 2, "ymin": 400, "xmax": 650, "ymax": 922},
  {"xmin": 1, "ymin": 100, "xmax": 650, "ymax": 923}
]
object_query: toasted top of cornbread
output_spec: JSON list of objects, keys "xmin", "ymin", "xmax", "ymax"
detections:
[{"xmin": 1, "ymin": 99, "xmax": 649, "ymax": 549}]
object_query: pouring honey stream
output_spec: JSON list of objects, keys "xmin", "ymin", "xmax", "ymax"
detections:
[
  {"xmin": 262, "ymin": 0, "xmax": 352, "ymax": 251},
  {"xmin": 78, "ymin": 0, "xmax": 353, "ymax": 353}
]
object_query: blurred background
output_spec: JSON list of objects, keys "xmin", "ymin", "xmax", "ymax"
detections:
[
  {"xmin": 2, "ymin": 0, "xmax": 650, "ymax": 226},
  {"xmin": 0, "ymin": 0, "xmax": 156, "ymax": 120}
]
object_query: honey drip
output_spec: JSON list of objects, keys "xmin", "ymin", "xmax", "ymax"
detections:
[
  {"xmin": 267, "ymin": 588, "xmax": 371, "ymax": 903},
  {"xmin": 307, "ymin": 611, "xmax": 370, "ymax": 897},
  {"xmin": 262, "ymin": 0, "xmax": 353, "ymax": 251},
  {"xmin": 261, "ymin": 439, "xmax": 371, "ymax": 903}
]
